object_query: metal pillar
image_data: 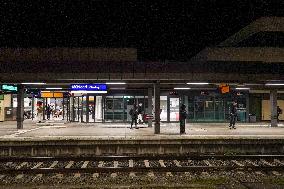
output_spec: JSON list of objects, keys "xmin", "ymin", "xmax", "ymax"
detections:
[
  {"xmin": 148, "ymin": 87, "xmax": 153, "ymax": 127},
  {"xmin": 31, "ymin": 95, "xmax": 34, "ymax": 120},
  {"xmin": 43, "ymin": 98, "xmax": 46, "ymax": 120},
  {"xmin": 86, "ymin": 95, "xmax": 89, "ymax": 123},
  {"xmin": 167, "ymin": 96, "xmax": 170, "ymax": 123},
  {"xmin": 270, "ymin": 89, "xmax": 278, "ymax": 127},
  {"xmin": 154, "ymin": 81, "xmax": 160, "ymax": 134},
  {"xmin": 16, "ymin": 84, "xmax": 24, "ymax": 129},
  {"xmin": 246, "ymin": 94, "xmax": 250, "ymax": 122},
  {"xmin": 62, "ymin": 97, "xmax": 65, "ymax": 120}
]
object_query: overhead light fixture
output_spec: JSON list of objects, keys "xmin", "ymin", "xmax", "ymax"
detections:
[
  {"xmin": 105, "ymin": 82, "xmax": 126, "ymax": 85},
  {"xmin": 235, "ymin": 88, "xmax": 250, "ymax": 90},
  {"xmin": 265, "ymin": 83, "xmax": 284, "ymax": 86},
  {"xmin": 70, "ymin": 91, "xmax": 107, "ymax": 94},
  {"xmin": 174, "ymin": 87, "xmax": 191, "ymax": 90},
  {"xmin": 187, "ymin": 82, "xmax": 209, "ymax": 85},
  {"xmin": 22, "ymin": 82, "xmax": 46, "ymax": 85},
  {"xmin": 46, "ymin": 87, "xmax": 63, "ymax": 90}
]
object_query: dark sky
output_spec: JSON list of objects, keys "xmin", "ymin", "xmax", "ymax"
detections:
[{"xmin": 1, "ymin": 0, "xmax": 283, "ymax": 60}]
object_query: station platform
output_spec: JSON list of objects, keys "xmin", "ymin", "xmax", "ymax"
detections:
[
  {"xmin": 0, "ymin": 120, "xmax": 284, "ymax": 140},
  {"xmin": 0, "ymin": 121, "xmax": 284, "ymax": 157}
]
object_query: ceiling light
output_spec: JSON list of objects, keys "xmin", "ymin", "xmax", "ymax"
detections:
[
  {"xmin": 70, "ymin": 91, "xmax": 107, "ymax": 94},
  {"xmin": 265, "ymin": 83, "xmax": 284, "ymax": 86},
  {"xmin": 174, "ymin": 87, "xmax": 191, "ymax": 90},
  {"xmin": 235, "ymin": 88, "xmax": 250, "ymax": 90},
  {"xmin": 105, "ymin": 82, "xmax": 126, "ymax": 85},
  {"xmin": 45, "ymin": 87, "xmax": 63, "ymax": 90},
  {"xmin": 22, "ymin": 82, "xmax": 46, "ymax": 85},
  {"xmin": 187, "ymin": 82, "xmax": 209, "ymax": 85}
]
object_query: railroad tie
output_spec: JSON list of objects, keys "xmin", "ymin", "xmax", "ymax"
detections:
[
  {"xmin": 274, "ymin": 159, "xmax": 284, "ymax": 166},
  {"xmin": 16, "ymin": 162, "xmax": 28, "ymax": 169},
  {"xmin": 32, "ymin": 174, "xmax": 43, "ymax": 182},
  {"xmin": 111, "ymin": 161, "xmax": 119, "ymax": 178},
  {"xmin": 49, "ymin": 161, "xmax": 59, "ymax": 168},
  {"xmin": 81, "ymin": 161, "xmax": 89, "ymax": 169},
  {"xmin": 32, "ymin": 162, "xmax": 44, "ymax": 169},
  {"xmin": 144, "ymin": 160, "xmax": 154, "ymax": 177},
  {"xmin": 272, "ymin": 171, "xmax": 281, "ymax": 176},
  {"xmin": 65, "ymin": 161, "xmax": 75, "ymax": 169},
  {"xmin": 0, "ymin": 175, "xmax": 5, "ymax": 181},
  {"xmin": 159, "ymin": 160, "xmax": 173, "ymax": 177},
  {"xmin": 231, "ymin": 160, "xmax": 244, "ymax": 167},
  {"xmin": 203, "ymin": 160, "xmax": 212, "ymax": 167},
  {"xmin": 173, "ymin": 160, "xmax": 181, "ymax": 167},
  {"xmin": 15, "ymin": 162, "xmax": 28, "ymax": 180},
  {"xmin": 129, "ymin": 159, "xmax": 136, "ymax": 177}
]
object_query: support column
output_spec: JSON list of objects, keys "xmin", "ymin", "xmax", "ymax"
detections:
[
  {"xmin": 148, "ymin": 87, "xmax": 153, "ymax": 127},
  {"xmin": 86, "ymin": 95, "xmax": 89, "ymax": 123},
  {"xmin": 167, "ymin": 96, "xmax": 170, "ymax": 123},
  {"xmin": 246, "ymin": 94, "xmax": 250, "ymax": 122},
  {"xmin": 16, "ymin": 84, "xmax": 24, "ymax": 129},
  {"xmin": 270, "ymin": 89, "xmax": 278, "ymax": 127},
  {"xmin": 31, "ymin": 95, "xmax": 34, "ymax": 120},
  {"xmin": 154, "ymin": 81, "xmax": 160, "ymax": 134},
  {"xmin": 42, "ymin": 98, "xmax": 46, "ymax": 120}
]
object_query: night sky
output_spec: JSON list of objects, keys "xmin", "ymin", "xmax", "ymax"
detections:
[{"xmin": 1, "ymin": 0, "xmax": 283, "ymax": 61}]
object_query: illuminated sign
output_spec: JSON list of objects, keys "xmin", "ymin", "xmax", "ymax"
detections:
[
  {"xmin": 1, "ymin": 85, "xmax": 18, "ymax": 92},
  {"xmin": 219, "ymin": 83, "xmax": 230, "ymax": 94},
  {"xmin": 70, "ymin": 84, "xmax": 107, "ymax": 91}
]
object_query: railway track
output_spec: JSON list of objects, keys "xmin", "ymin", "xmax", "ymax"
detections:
[{"xmin": 0, "ymin": 155, "xmax": 283, "ymax": 175}]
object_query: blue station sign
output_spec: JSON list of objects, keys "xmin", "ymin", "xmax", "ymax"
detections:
[{"xmin": 70, "ymin": 84, "xmax": 108, "ymax": 91}]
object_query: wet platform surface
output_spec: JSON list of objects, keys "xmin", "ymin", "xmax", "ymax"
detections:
[{"xmin": 0, "ymin": 120, "xmax": 284, "ymax": 140}]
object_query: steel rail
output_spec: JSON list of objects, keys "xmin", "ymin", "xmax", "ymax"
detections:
[
  {"xmin": 0, "ymin": 155, "xmax": 284, "ymax": 162},
  {"xmin": 0, "ymin": 165, "xmax": 283, "ymax": 174}
]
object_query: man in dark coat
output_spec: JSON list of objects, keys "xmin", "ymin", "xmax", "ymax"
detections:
[
  {"xmin": 179, "ymin": 104, "xmax": 187, "ymax": 134},
  {"xmin": 129, "ymin": 104, "xmax": 138, "ymax": 129},
  {"xmin": 229, "ymin": 101, "xmax": 238, "ymax": 129}
]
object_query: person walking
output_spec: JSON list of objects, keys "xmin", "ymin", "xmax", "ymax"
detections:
[
  {"xmin": 179, "ymin": 104, "xmax": 187, "ymax": 134},
  {"xmin": 129, "ymin": 104, "xmax": 138, "ymax": 129},
  {"xmin": 229, "ymin": 101, "xmax": 238, "ymax": 129}
]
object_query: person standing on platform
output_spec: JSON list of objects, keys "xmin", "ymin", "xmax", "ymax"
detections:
[
  {"xmin": 46, "ymin": 104, "xmax": 51, "ymax": 120},
  {"xmin": 179, "ymin": 104, "xmax": 187, "ymax": 134},
  {"xmin": 277, "ymin": 106, "xmax": 282, "ymax": 122},
  {"xmin": 37, "ymin": 103, "xmax": 43, "ymax": 123},
  {"xmin": 229, "ymin": 101, "xmax": 238, "ymax": 129},
  {"xmin": 129, "ymin": 104, "xmax": 138, "ymax": 129}
]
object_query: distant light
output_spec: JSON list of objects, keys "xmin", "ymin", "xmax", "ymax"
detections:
[
  {"xmin": 235, "ymin": 88, "xmax": 250, "ymax": 90},
  {"xmin": 46, "ymin": 87, "xmax": 63, "ymax": 90},
  {"xmin": 22, "ymin": 82, "xmax": 46, "ymax": 85},
  {"xmin": 187, "ymin": 82, "xmax": 209, "ymax": 85},
  {"xmin": 70, "ymin": 91, "xmax": 107, "ymax": 94},
  {"xmin": 265, "ymin": 83, "xmax": 284, "ymax": 86},
  {"xmin": 174, "ymin": 87, "xmax": 191, "ymax": 90},
  {"xmin": 106, "ymin": 82, "xmax": 126, "ymax": 85}
]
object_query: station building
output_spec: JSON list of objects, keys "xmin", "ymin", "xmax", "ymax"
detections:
[{"xmin": 0, "ymin": 17, "xmax": 284, "ymax": 132}]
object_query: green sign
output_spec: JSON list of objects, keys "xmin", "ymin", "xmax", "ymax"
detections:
[{"xmin": 1, "ymin": 85, "xmax": 18, "ymax": 92}]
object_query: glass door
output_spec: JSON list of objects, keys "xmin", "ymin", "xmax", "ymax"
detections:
[{"xmin": 170, "ymin": 98, "xmax": 180, "ymax": 121}]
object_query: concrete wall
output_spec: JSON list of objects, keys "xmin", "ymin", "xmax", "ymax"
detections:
[
  {"xmin": 0, "ymin": 94, "xmax": 12, "ymax": 121},
  {"xmin": 0, "ymin": 139, "xmax": 283, "ymax": 157}
]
